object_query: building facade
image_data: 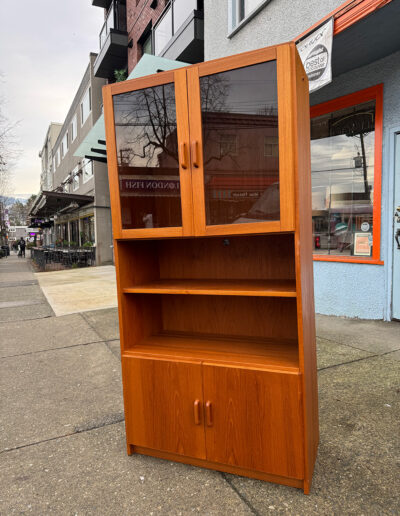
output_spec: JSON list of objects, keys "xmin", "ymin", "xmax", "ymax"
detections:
[
  {"xmin": 92, "ymin": 0, "xmax": 204, "ymax": 81},
  {"xmin": 30, "ymin": 54, "xmax": 113, "ymax": 265},
  {"xmin": 7, "ymin": 226, "xmax": 28, "ymax": 243},
  {"xmin": 39, "ymin": 123, "xmax": 62, "ymax": 192},
  {"xmin": 203, "ymin": 0, "xmax": 400, "ymax": 320}
]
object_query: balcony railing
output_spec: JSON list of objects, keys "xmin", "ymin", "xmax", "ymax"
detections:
[
  {"xmin": 99, "ymin": 4, "xmax": 114, "ymax": 48},
  {"xmin": 98, "ymin": 0, "xmax": 127, "ymax": 50},
  {"xmin": 154, "ymin": 0, "xmax": 199, "ymax": 56}
]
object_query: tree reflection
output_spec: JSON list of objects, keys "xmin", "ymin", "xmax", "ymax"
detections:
[{"xmin": 115, "ymin": 83, "xmax": 178, "ymax": 168}]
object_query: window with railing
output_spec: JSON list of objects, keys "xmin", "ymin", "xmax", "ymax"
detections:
[{"xmin": 154, "ymin": 0, "xmax": 199, "ymax": 56}]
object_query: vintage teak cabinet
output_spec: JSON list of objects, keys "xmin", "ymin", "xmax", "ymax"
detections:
[{"xmin": 103, "ymin": 42, "xmax": 319, "ymax": 493}]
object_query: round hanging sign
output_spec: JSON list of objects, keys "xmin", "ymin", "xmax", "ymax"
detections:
[{"xmin": 304, "ymin": 44, "xmax": 329, "ymax": 81}]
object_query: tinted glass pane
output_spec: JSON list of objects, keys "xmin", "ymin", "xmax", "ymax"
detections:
[
  {"xmin": 173, "ymin": 0, "xmax": 197, "ymax": 33},
  {"xmin": 113, "ymin": 83, "xmax": 182, "ymax": 229},
  {"xmin": 154, "ymin": 7, "xmax": 172, "ymax": 55},
  {"xmin": 311, "ymin": 100, "xmax": 375, "ymax": 256},
  {"xmin": 200, "ymin": 60, "xmax": 279, "ymax": 226}
]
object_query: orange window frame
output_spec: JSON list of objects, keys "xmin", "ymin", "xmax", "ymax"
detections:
[{"xmin": 310, "ymin": 84, "xmax": 383, "ymax": 264}]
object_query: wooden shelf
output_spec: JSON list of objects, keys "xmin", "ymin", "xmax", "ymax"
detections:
[
  {"xmin": 123, "ymin": 333, "xmax": 299, "ymax": 372},
  {"xmin": 123, "ymin": 279, "xmax": 297, "ymax": 297}
]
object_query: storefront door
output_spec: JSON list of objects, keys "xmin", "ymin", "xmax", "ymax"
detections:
[{"xmin": 392, "ymin": 133, "xmax": 400, "ymax": 320}]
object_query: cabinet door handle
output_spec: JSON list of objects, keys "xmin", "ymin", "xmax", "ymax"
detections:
[
  {"xmin": 191, "ymin": 141, "xmax": 200, "ymax": 168},
  {"xmin": 193, "ymin": 399, "xmax": 201, "ymax": 425},
  {"xmin": 205, "ymin": 400, "xmax": 213, "ymax": 426},
  {"xmin": 180, "ymin": 142, "xmax": 188, "ymax": 169}
]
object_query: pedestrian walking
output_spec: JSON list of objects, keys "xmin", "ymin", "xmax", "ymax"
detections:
[{"xmin": 18, "ymin": 237, "xmax": 26, "ymax": 258}]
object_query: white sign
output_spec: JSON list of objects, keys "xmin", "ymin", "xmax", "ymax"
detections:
[
  {"xmin": 296, "ymin": 18, "xmax": 333, "ymax": 93},
  {"xmin": 361, "ymin": 221, "xmax": 370, "ymax": 232}
]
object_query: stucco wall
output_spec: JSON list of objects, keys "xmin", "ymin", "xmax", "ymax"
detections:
[
  {"xmin": 311, "ymin": 50, "xmax": 400, "ymax": 320},
  {"xmin": 204, "ymin": 0, "xmax": 344, "ymax": 60}
]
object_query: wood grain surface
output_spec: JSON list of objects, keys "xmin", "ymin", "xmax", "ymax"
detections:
[
  {"xmin": 123, "ymin": 356, "xmax": 206, "ymax": 459},
  {"xmin": 203, "ymin": 364, "xmax": 304, "ymax": 478}
]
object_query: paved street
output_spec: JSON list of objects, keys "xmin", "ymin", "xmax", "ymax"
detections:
[{"xmin": 0, "ymin": 254, "xmax": 399, "ymax": 515}]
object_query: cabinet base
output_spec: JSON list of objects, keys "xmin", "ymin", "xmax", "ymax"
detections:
[{"xmin": 127, "ymin": 444, "xmax": 309, "ymax": 493}]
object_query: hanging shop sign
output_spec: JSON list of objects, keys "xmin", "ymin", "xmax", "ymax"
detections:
[{"xmin": 297, "ymin": 18, "xmax": 333, "ymax": 93}]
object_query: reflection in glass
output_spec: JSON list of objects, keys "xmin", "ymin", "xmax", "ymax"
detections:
[
  {"xmin": 113, "ymin": 82, "xmax": 182, "ymax": 229},
  {"xmin": 311, "ymin": 100, "xmax": 375, "ymax": 256},
  {"xmin": 200, "ymin": 60, "xmax": 279, "ymax": 226}
]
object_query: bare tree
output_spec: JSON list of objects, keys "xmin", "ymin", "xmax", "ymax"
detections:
[
  {"xmin": 114, "ymin": 76, "xmax": 231, "ymax": 170},
  {"xmin": 0, "ymin": 74, "xmax": 21, "ymax": 203},
  {"xmin": 0, "ymin": 75, "xmax": 21, "ymax": 244},
  {"xmin": 115, "ymin": 83, "xmax": 179, "ymax": 168}
]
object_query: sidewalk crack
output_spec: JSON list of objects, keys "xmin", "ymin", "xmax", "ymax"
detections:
[
  {"xmin": 317, "ymin": 334, "xmax": 377, "ymax": 354},
  {"xmin": 0, "ymin": 416, "xmax": 125, "ymax": 455},
  {"xmin": 220, "ymin": 472, "xmax": 260, "ymax": 515},
  {"xmin": 0, "ymin": 339, "xmax": 106, "ymax": 359},
  {"xmin": 317, "ymin": 348, "xmax": 399, "ymax": 372}
]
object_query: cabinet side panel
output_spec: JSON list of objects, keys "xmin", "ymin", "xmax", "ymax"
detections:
[
  {"xmin": 293, "ymin": 50, "xmax": 319, "ymax": 492},
  {"xmin": 117, "ymin": 241, "xmax": 160, "ymax": 287}
]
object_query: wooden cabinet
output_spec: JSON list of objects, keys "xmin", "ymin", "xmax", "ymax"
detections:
[
  {"xmin": 122, "ymin": 357, "xmax": 205, "ymax": 459},
  {"xmin": 103, "ymin": 42, "xmax": 318, "ymax": 493},
  {"xmin": 202, "ymin": 365, "xmax": 304, "ymax": 479}
]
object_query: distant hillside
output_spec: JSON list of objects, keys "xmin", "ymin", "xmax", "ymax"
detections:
[{"xmin": 0, "ymin": 195, "xmax": 32, "ymax": 206}]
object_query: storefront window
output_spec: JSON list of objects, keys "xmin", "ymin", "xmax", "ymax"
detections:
[
  {"xmin": 311, "ymin": 96, "xmax": 378, "ymax": 259},
  {"xmin": 69, "ymin": 220, "xmax": 79, "ymax": 246},
  {"xmin": 81, "ymin": 216, "xmax": 95, "ymax": 244},
  {"xmin": 56, "ymin": 223, "xmax": 68, "ymax": 245}
]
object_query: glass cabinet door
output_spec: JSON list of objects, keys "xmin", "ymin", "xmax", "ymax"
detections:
[
  {"xmin": 104, "ymin": 70, "xmax": 193, "ymax": 238},
  {"xmin": 187, "ymin": 47, "xmax": 295, "ymax": 236}
]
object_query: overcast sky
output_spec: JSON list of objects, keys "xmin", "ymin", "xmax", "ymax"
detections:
[{"xmin": 0, "ymin": 0, "xmax": 104, "ymax": 197}]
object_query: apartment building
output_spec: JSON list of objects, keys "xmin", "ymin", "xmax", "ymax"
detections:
[
  {"xmin": 29, "ymin": 54, "xmax": 113, "ymax": 265},
  {"xmin": 92, "ymin": 0, "xmax": 204, "ymax": 81},
  {"xmin": 39, "ymin": 123, "xmax": 62, "ymax": 192}
]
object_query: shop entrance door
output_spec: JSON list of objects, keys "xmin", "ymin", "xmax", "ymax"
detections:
[{"xmin": 392, "ymin": 133, "xmax": 400, "ymax": 319}]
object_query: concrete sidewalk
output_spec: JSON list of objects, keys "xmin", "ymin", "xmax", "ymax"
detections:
[
  {"xmin": 35, "ymin": 264, "xmax": 117, "ymax": 316},
  {"xmin": 0, "ymin": 254, "xmax": 399, "ymax": 515}
]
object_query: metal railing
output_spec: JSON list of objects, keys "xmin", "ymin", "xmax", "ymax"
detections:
[
  {"xmin": 30, "ymin": 247, "xmax": 96, "ymax": 272},
  {"xmin": 154, "ymin": 0, "xmax": 198, "ymax": 55},
  {"xmin": 99, "ymin": 3, "xmax": 115, "ymax": 48},
  {"xmin": 98, "ymin": 0, "xmax": 127, "ymax": 49}
]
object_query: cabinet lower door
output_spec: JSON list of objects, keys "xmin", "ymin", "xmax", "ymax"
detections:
[
  {"xmin": 203, "ymin": 365, "xmax": 304, "ymax": 479},
  {"xmin": 122, "ymin": 356, "xmax": 206, "ymax": 459}
]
